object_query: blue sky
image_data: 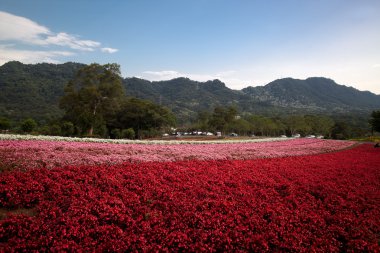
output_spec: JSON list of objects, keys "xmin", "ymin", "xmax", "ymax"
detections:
[{"xmin": 1, "ymin": 0, "xmax": 380, "ymax": 94}]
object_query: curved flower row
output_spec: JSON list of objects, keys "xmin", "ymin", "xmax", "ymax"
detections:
[
  {"xmin": 0, "ymin": 138, "xmax": 355, "ymax": 171},
  {"xmin": 0, "ymin": 133, "xmax": 290, "ymax": 144},
  {"xmin": 1, "ymin": 144, "xmax": 379, "ymax": 252}
]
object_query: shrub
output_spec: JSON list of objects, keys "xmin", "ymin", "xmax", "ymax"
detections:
[
  {"xmin": 21, "ymin": 118, "xmax": 37, "ymax": 133},
  {"xmin": 121, "ymin": 128, "xmax": 135, "ymax": 139}
]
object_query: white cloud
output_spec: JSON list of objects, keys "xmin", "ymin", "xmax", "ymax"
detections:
[
  {"xmin": 0, "ymin": 11, "xmax": 118, "ymax": 64},
  {"xmin": 101, "ymin": 47, "xmax": 118, "ymax": 53},
  {"xmin": 0, "ymin": 45, "xmax": 73, "ymax": 65},
  {"xmin": 44, "ymin": 32, "xmax": 101, "ymax": 51},
  {"xmin": 0, "ymin": 11, "xmax": 50, "ymax": 43},
  {"xmin": 372, "ymin": 64, "xmax": 380, "ymax": 69}
]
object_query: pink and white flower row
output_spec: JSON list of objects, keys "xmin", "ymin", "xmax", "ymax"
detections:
[
  {"xmin": 0, "ymin": 138, "xmax": 355, "ymax": 171},
  {"xmin": 0, "ymin": 134, "xmax": 289, "ymax": 144}
]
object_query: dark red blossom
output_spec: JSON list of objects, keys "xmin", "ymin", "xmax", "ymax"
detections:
[{"xmin": 0, "ymin": 144, "xmax": 379, "ymax": 252}]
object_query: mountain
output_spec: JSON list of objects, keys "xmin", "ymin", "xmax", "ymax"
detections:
[
  {"xmin": 0, "ymin": 61, "xmax": 85, "ymax": 122},
  {"xmin": 124, "ymin": 77, "xmax": 248, "ymax": 120},
  {"xmin": 125, "ymin": 77, "xmax": 380, "ymax": 120},
  {"xmin": 241, "ymin": 77, "xmax": 380, "ymax": 114},
  {"xmin": 1, "ymin": 61, "xmax": 379, "ymax": 124}
]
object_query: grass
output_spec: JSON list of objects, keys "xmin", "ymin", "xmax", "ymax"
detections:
[{"xmin": 350, "ymin": 136, "xmax": 380, "ymax": 143}]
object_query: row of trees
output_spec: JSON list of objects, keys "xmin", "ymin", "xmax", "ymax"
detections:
[
  {"xmin": 190, "ymin": 106, "xmax": 380, "ymax": 139},
  {"xmin": 2, "ymin": 107, "xmax": 379, "ymax": 140}
]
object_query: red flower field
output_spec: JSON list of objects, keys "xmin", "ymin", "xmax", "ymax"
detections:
[{"xmin": 1, "ymin": 143, "xmax": 380, "ymax": 252}]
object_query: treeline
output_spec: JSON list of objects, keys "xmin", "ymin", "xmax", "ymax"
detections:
[{"xmin": 187, "ymin": 106, "xmax": 376, "ymax": 139}]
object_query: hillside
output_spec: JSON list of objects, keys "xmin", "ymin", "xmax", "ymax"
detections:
[
  {"xmin": 125, "ymin": 77, "xmax": 380, "ymax": 121},
  {"xmin": 242, "ymin": 77, "xmax": 380, "ymax": 113},
  {"xmin": 1, "ymin": 61, "xmax": 379, "ymax": 124},
  {"xmin": 124, "ymin": 77, "xmax": 248, "ymax": 120},
  {"xmin": 0, "ymin": 61, "xmax": 84, "ymax": 122}
]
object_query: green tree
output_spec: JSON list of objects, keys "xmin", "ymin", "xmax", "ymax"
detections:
[
  {"xmin": 283, "ymin": 115, "xmax": 310, "ymax": 136},
  {"xmin": 60, "ymin": 63, "xmax": 124, "ymax": 136},
  {"xmin": 111, "ymin": 128, "xmax": 121, "ymax": 139},
  {"xmin": 226, "ymin": 118, "xmax": 251, "ymax": 136},
  {"xmin": 195, "ymin": 111, "xmax": 211, "ymax": 131},
  {"xmin": 369, "ymin": 110, "xmax": 380, "ymax": 134},
  {"xmin": 0, "ymin": 117, "xmax": 11, "ymax": 130},
  {"xmin": 331, "ymin": 122, "xmax": 353, "ymax": 140},
  {"xmin": 121, "ymin": 128, "xmax": 135, "ymax": 139},
  {"xmin": 21, "ymin": 118, "xmax": 37, "ymax": 133},
  {"xmin": 209, "ymin": 106, "xmax": 238, "ymax": 133},
  {"xmin": 304, "ymin": 115, "xmax": 334, "ymax": 137},
  {"xmin": 49, "ymin": 124, "xmax": 61, "ymax": 136},
  {"xmin": 61, "ymin": 121, "xmax": 74, "ymax": 136},
  {"xmin": 114, "ymin": 98, "xmax": 176, "ymax": 138}
]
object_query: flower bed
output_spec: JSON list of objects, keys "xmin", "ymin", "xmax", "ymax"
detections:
[
  {"xmin": 0, "ymin": 138, "xmax": 355, "ymax": 171},
  {"xmin": 0, "ymin": 144, "xmax": 379, "ymax": 251}
]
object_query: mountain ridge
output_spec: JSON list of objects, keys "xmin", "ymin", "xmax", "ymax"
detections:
[{"xmin": 1, "ymin": 61, "xmax": 379, "ymax": 123}]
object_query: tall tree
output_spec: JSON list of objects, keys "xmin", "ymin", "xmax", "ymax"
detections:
[
  {"xmin": 283, "ymin": 115, "xmax": 310, "ymax": 136},
  {"xmin": 369, "ymin": 110, "xmax": 380, "ymax": 134},
  {"xmin": 59, "ymin": 63, "xmax": 124, "ymax": 136},
  {"xmin": 113, "ymin": 98, "xmax": 176, "ymax": 138},
  {"xmin": 209, "ymin": 106, "xmax": 238, "ymax": 133}
]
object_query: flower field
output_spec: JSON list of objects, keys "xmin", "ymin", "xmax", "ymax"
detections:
[
  {"xmin": 0, "ymin": 138, "xmax": 355, "ymax": 171},
  {"xmin": 1, "ymin": 138, "xmax": 379, "ymax": 252}
]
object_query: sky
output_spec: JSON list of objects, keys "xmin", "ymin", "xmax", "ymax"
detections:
[{"xmin": 0, "ymin": 0, "xmax": 380, "ymax": 94}]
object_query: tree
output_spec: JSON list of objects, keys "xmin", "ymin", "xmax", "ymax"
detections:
[
  {"xmin": 0, "ymin": 117, "xmax": 11, "ymax": 130},
  {"xmin": 113, "ymin": 98, "xmax": 176, "ymax": 138},
  {"xmin": 209, "ymin": 106, "xmax": 238, "ymax": 133},
  {"xmin": 59, "ymin": 63, "xmax": 124, "ymax": 136},
  {"xmin": 121, "ymin": 128, "xmax": 135, "ymax": 139},
  {"xmin": 331, "ymin": 122, "xmax": 353, "ymax": 140},
  {"xmin": 283, "ymin": 115, "xmax": 310, "ymax": 136},
  {"xmin": 369, "ymin": 110, "xmax": 380, "ymax": 134},
  {"xmin": 304, "ymin": 115, "xmax": 334, "ymax": 137},
  {"xmin": 195, "ymin": 111, "xmax": 211, "ymax": 131},
  {"xmin": 61, "ymin": 121, "xmax": 74, "ymax": 136},
  {"xmin": 21, "ymin": 118, "xmax": 37, "ymax": 133},
  {"xmin": 226, "ymin": 118, "xmax": 251, "ymax": 136}
]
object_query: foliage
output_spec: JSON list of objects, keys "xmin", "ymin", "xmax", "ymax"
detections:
[
  {"xmin": 0, "ymin": 61, "xmax": 84, "ymax": 123},
  {"xmin": 331, "ymin": 122, "xmax": 353, "ymax": 140},
  {"xmin": 208, "ymin": 106, "xmax": 238, "ymax": 132},
  {"xmin": 20, "ymin": 118, "xmax": 37, "ymax": 133},
  {"xmin": 113, "ymin": 98, "xmax": 176, "ymax": 138},
  {"xmin": 59, "ymin": 63, "xmax": 125, "ymax": 136},
  {"xmin": 110, "ymin": 128, "xmax": 136, "ymax": 139},
  {"xmin": 0, "ymin": 117, "xmax": 11, "ymax": 130},
  {"xmin": 61, "ymin": 121, "xmax": 74, "ymax": 136},
  {"xmin": 369, "ymin": 110, "xmax": 380, "ymax": 133},
  {"xmin": 121, "ymin": 128, "xmax": 135, "ymax": 139},
  {"xmin": 194, "ymin": 107, "xmax": 336, "ymax": 137}
]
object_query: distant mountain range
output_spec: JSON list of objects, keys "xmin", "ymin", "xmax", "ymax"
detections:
[{"xmin": 1, "ymin": 61, "xmax": 379, "ymax": 123}]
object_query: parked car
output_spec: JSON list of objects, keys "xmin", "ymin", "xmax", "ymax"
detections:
[{"xmin": 229, "ymin": 133, "xmax": 238, "ymax": 137}]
